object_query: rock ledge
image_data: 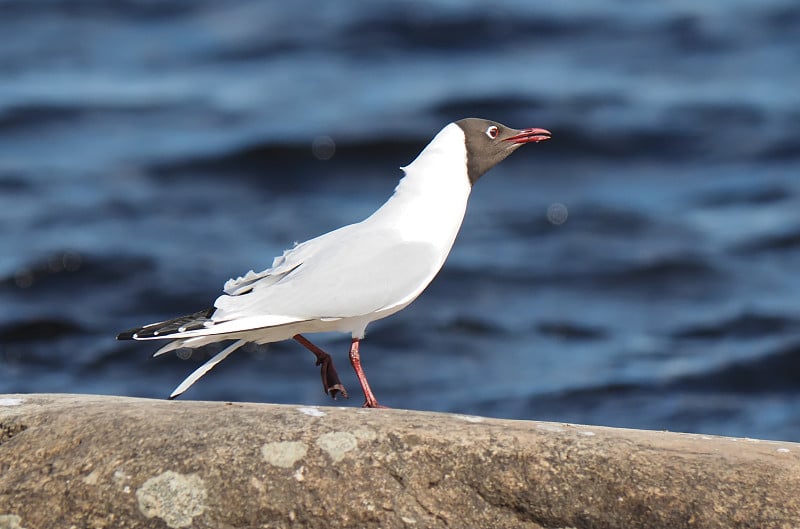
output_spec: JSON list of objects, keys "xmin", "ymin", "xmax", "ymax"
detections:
[{"xmin": 1, "ymin": 393, "xmax": 798, "ymax": 529}]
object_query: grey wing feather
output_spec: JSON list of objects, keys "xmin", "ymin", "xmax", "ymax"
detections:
[
  {"xmin": 222, "ymin": 225, "xmax": 354, "ymax": 295},
  {"xmin": 213, "ymin": 227, "xmax": 440, "ymax": 323}
]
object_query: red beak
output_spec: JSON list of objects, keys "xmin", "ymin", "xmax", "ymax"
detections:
[{"xmin": 504, "ymin": 127, "xmax": 552, "ymax": 144}]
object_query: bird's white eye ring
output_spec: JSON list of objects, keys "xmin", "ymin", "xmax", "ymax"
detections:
[{"xmin": 486, "ymin": 125, "xmax": 499, "ymax": 139}]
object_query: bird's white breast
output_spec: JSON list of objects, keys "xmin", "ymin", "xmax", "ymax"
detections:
[{"xmin": 364, "ymin": 122, "xmax": 472, "ymax": 265}]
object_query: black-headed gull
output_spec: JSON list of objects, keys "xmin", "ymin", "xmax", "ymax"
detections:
[{"xmin": 118, "ymin": 118, "xmax": 551, "ymax": 407}]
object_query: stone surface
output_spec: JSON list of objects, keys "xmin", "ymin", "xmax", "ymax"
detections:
[{"xmin": 1, "ymin": 394, "xmax": 798, "ymax": 529}]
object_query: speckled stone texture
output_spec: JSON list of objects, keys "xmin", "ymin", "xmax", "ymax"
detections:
[{"xmin": 1, "ymin": 394, "xmax": 798, "ymax": 529}]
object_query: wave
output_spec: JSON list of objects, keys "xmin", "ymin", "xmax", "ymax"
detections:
[
  {"xmin": 536, "ymin": 321, "xmax": 607, "ymax": 341},
  {"xmin": 0, "ymin": 317, "xmax": 84, "ymax": 343},
  {"xmin": 672, "ymin": 312, "xmax": 800, "ymax": 340},
  {"xmin": 670, "ymin": 341, "xmax": 800, "ymax": 394},
  {"xmin": 695, "ymin": 185, "xmax": 791, "ymax": 207},
  {"xmin": 150, "ymin": 137, "xmax": 422, "ymax": 187},
  {"xmin": 1, "ymin": 251, "xmax": 155, "ymax": 293},
  {"xmin": 732, "ymin": 228, "xmax": 800, "ymax": 254}
]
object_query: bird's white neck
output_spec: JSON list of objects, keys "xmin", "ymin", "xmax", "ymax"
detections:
[{"xmin": 365, "ymin": 123, "xmax": 472, "ymax": 263}]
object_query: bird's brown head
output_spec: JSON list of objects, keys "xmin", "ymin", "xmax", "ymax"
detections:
[{"xmin": 455, "ymin": 118, "xmax": 551, "ymax": 185}]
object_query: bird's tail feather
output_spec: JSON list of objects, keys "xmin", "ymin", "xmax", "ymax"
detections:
[
  {"xmin": 153, "ymin": 335, "xmax": 224, "ymax": 357},
  {"xmin": 169, "ymin": 339, "xmax": 247, "ymax": 399},
  {"xmin": 153, "ymin": 339, "xmax": 186, "ymax": 357}
]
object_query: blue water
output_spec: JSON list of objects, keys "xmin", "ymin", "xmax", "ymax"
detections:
[{"xmin": 2, "ymin": 0, "xmax": 800, "ymax": 441}]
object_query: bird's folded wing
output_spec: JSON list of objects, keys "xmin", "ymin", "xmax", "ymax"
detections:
[
  {"xmin": 223, "ymin": 224, "xmax": 354, "ymax": 295},
  {"xmin": 212, "ymin": 229, "xmax": 440, "ymax": 327}
]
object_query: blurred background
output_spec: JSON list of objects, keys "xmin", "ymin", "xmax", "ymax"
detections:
[{"xmin": 1, "ymin": 0, "xmax": 799, "ymax": 440}]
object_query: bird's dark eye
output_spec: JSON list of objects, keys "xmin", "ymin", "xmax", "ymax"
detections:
[{"xmin": 485, "ymin": 125, "xmax": 499, "ymax": 139}]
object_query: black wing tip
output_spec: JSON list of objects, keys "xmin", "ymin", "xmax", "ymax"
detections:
[
  {"xmin": 116, "ymin": 307, "xmax": 216, "ymax": 341},
  {"xmin": 117, "ymin": 329, "xmax": 139, "ymax": 340}
]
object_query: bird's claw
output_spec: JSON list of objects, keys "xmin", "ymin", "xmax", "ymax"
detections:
[
  {"xmin": 316, "ymin": 355, "xmax": 348, "ymax": 400},
  {"xmin": 361, "ymin": 399, "xmax": 388, "ymax": 408},
  {"xmin": 327, "ymin": 384, "xmax": 348, "ymax": 400}
]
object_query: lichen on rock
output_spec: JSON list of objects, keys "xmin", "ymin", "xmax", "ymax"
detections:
[
  {"xmin": 316, "ymin": 431, "xmax": 358, "ymax": 463},
  {"xmin": 0, "ymin": 514, "xmax": 26, "ymax": 529},
  {"xmin": 261, "ymin": 440, "xmax": 308, "ymax": 468},
  {"xmin": 135, "ymin": 470, "xmax": 207, "ymax": 528}
]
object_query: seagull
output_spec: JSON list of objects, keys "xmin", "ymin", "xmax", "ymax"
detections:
[{"xmin": 117, "ymin": 118, "xmax": 551, "ymax": 407}]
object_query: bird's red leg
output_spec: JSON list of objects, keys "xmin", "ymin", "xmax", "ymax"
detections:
[
  {"xmin": 293, "ymin": 334, "xmax": 348, "ymax": 399},
  {"xmin": 349, "ymin": 338, "xmax": 387, "ymax": 408}
]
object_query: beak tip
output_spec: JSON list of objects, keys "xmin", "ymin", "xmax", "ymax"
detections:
[{"xmin": 506, "ymin": 127, "xmax": 552, "ymax": 144}]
